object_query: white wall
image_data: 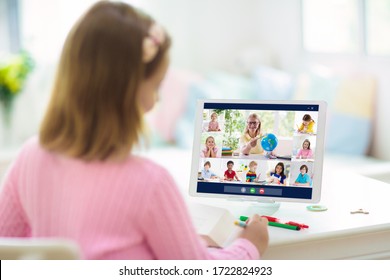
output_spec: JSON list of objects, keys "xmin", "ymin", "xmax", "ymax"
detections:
[
  {"xmin": 253, "ymin": 0, "xmax": 303, "ymax": 71},
  {"xmin": 143, "ymin": 0, "xmax": 270, "ymax": 73}
]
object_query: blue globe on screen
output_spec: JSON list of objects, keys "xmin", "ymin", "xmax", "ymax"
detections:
[{"xmin": 261, "ymin": 133, "xmax": 278, "ymax": 152}]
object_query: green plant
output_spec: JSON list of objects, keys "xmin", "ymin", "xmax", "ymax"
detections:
[
  {"xmin": 214, "ymin": 109, "xmax": 245, "ymax": 151},
  {"xmin": 0, "ymin": 51, "xmax": 34, "ymax": 124}
]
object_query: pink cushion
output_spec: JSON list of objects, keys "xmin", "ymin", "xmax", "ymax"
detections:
[{"xmin": 145, "ymin": 69, "xmax": 203, "ymax": 143}]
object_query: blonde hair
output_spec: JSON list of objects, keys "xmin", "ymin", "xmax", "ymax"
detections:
[
  {"xmin": 244, "ymin": 113, "xmax": 262, "ymax": 136},
  {"xmin": 249, "ymin": 161, "xmax": 257, "ymax": 168},
  {"xmin": 205, "ymin": 136, "xmax": 215, "ymax": 144},
  {"xmin": 39, "ymin": 1, "xmax": 171, "ymax": 161}
]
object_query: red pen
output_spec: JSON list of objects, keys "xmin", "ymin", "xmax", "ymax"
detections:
[
  {"xmin": 261, "ymin": 215, "xmax": 280, "ymax": 222},
  {"xmin": 285, "ymin": 221, "xmax": 309, "ymax": 229}
]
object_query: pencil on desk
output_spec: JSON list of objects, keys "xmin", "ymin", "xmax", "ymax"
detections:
[
  {"xmin": 235, "ymin": 220, "xmax": 301, "ymax": 231},
  {"xmin": 268, "ymin": 221, "xmax": 300, "ymax": 231}
]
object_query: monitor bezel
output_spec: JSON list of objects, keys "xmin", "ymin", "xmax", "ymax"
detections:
[{"xmin": 189, "ymin": 99, "xmax": 327, "ymax": 204}]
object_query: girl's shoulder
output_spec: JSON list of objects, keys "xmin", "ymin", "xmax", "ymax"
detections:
[
  {"xmin": 15, "ymin": 136, "xmax": 44, "ymax": 162},
  {"xmin": 23, "ymin": 136, "xmax": 168, "ymax": 176}
]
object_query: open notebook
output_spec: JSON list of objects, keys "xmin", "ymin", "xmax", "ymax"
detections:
[{"xmin": 188, "ymin": 203, "xmax": 241, "ymax": 248}]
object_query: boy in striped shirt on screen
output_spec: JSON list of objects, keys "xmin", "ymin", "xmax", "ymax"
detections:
[{"xmin": 246, "ymin": 161, "xmax": 260, "ymax": 182}]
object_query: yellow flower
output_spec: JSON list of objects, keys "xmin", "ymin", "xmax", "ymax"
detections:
[{"xmin": 0, "ymin": 52, "xmax": 33, "ymax": 97}]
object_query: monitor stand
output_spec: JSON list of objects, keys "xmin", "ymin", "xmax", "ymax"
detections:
[
  {"xmin": 225, "ymin": 198, "xmax": 281, "ymax": 217},
  {"xmin": 245, "ymin": 201, "xmax": 281, "ymax": 216}
]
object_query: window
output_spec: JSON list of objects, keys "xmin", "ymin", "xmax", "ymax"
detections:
[
  {"xmin": 302, "ymin": 0, "xmax": 360, "ymax": 54},
  {"xmin": 19, "ymin": 0, "xmax": 147, "ymax": 63},
  {"xmin": 302, "ymin": 0, "xmax": 390, "ymax": 56},
  {"xmin": 0, "ymin": 0, "xmax": 20, "ymax": 53},
  {"xmin": 366, "ymin": 0, "xmax": 390, "ymax": 55},
  {"xmin": 20, "ymin": 0, "xmax": 98, "ymax": 63}
]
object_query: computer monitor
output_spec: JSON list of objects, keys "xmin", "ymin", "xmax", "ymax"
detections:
[{"xmin": 189, "ymin": 100, "xmax": 327, "ymax": 207}]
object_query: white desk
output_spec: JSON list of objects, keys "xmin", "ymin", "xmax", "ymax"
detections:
[
  {"xmin": 191, "ymin": 166, "xmax": 390, "ymax": 259},
  {"xmin": 261, "ymin": 166, "xmax": 390, "ymax": 259},
  {"xmin": 2, "ymin": 147, "xmax": 388, "ymax": 259},
  {"xmin": 141, "ymin": 147, "xmax": 390, "ymax": 260}
]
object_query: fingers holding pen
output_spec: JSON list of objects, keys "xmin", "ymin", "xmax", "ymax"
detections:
[{"xmin": 238, "ymin": 214, "xmax": 269, "ymax": 256}]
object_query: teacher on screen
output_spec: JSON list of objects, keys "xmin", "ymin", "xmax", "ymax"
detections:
[{"xmin": 240, "ymin": 113, "xmax": 264, "ymax": 155}]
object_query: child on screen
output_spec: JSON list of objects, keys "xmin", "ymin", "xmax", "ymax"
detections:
[
  {"xmin": 294, "ymin": 165, "xmax": 312, "ymax": 186},
  {"xmin": 296, "ymin": 139, "xmax": 313, "ymax": 159},
  {"xmin": 201, "ymin": 136, "xmax": 220, "ymax": 158},
  {"xmin": 298, "ymin": 114, "xmax": 315, "ymax": 134},
  {"xmin": 0, "ymin": 1, "xmax": 268, "ymax": 260},
  {"xmin": 208, "ymin": 112, "xmax": 221, "ymax": 132},
  {"xmin": 200, "ymin": 161, "xmax": 218, "ymax": 180},
  {"xmin": 224, "ymin": 161, "xmax": 241, "ymax": 181},
  {"xmin": 268, "ymin": 162, "xmax": 287, "ymax": 185},
  {"xmin": 246, "ymin": 161, "xmax": 260, "ymax": 182}
]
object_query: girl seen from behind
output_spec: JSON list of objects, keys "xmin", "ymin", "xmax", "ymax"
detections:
[{"xmin": 0, "ymin": 1, "xmax": 268, "ymax": 260}]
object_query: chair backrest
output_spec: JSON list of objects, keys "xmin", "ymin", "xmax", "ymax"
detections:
[{"xmin": 0, "ymin": 238, "xmax": 80, "ymax": 260}]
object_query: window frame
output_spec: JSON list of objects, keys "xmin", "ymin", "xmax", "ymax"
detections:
[
  {"xmin": 300, "ymin": 0, "xmax": 390, "ymax": 57},
  {"xmin": 0, "ymin": 0, "xmax": 21, "ymax": 53}
]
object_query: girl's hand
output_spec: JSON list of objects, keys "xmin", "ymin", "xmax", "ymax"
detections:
[{"xmin": 238, "ymin": 214, "xmax": 269, "ymax": 256}]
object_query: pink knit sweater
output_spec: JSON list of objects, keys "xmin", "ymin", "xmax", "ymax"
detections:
[{"xmin": 0, "ymin": 137, "xmax": 259, "ymax": 260}]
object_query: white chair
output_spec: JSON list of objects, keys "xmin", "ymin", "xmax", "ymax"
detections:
[{"xmin": 0, "ymin": 238, "xmax": 80, "ymax": 260}]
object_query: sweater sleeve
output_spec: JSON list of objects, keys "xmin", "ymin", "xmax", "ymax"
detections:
[
  {"xmin": 139, "ymin": 167, "xmax": 259, "ymax": 260},
  {"xmin": 0, "ymin": 159, "xmax": 31, "ymax": 237}
]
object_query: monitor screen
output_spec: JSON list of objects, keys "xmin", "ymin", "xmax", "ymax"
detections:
[{"xmin": 189, "ymin": 100, "xmax": 327, "ymax": 203}]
